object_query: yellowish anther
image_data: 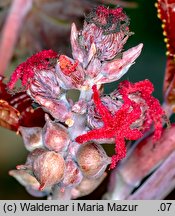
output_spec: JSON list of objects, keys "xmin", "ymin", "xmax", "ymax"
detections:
[
  {"xmin": 163, "ymin": 31, "xmax": 167, "ymax": 36},
  {"xmin": 30, "ymin": 108, "xmax": 34, "ymax": 113},
  {"xmin": 166, "ymin": 44, "xmax": 170, "ymax": 48},
  {"xmin": 161, "ymin": 24, "xmax": 165, "ymax": 29},
  {"xmin": 0, "ymin": 99, "xmax": 6, "ymax": 103},
  {"xmin": 155, "ymin": 2, "xmax": 158, "ymax": 7},
  {"xmin": 16, "ymin": 130, "xmax": 20, "ymax": 135},
  {"xmin": 164, "ymin": 38, "xmax": 168, "ymax": 43},
  {"xmin": 56, "ymin": 59, "xmax": 60, "ymax": 65},
  {"xmin": 65, "ymin": 118, "xmax": 74, "ymax": 127},
  {"xmin": 166, "ymin": 51, "xmax": 170, "ymax": 56},
  {"xmin": 162, "ymin": 19, "xmax": 166, "ymax": 23},
  {"xmin": 81, "ymin": 85, "xmax": 90, "ymax": 91},
  {"xmin": 157, "ymin": 13, "xmax": 161, "ymax": 19}
]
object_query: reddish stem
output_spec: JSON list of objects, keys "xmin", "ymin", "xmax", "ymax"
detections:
[
  {"xmin": 0, "ymin": 0, "xmax": 33, "ymax": 76},
  {"xmin": 104, "ymin": 125, "xmax": 175, "ymax": 199},
  {"xmin": 119, "ymin": 125, "xmax": 175, "ymax": 186},
  {"xmin": 127, "ymin": 150, "xmax": 175, "ymax": 200}
]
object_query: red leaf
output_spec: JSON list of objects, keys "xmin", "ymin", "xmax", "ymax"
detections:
[{"xmin": 163, "ymin": 57, "xmax": 175, "ymax": 111}]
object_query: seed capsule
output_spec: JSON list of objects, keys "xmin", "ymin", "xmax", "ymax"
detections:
[
  {"xmin": 33, "ymin": 151, "xmax": 65, "ymax": 190},
  {"xmin": 19, "ymin": 126, "xmax": 43, "ymax": 151},
  {"xmin": 76, "ymin": 143, "xmax": 110, "ymax": 179},
  {"xmin": 43, "ymin": 114, "xmax": 70, "ymax": 152}
]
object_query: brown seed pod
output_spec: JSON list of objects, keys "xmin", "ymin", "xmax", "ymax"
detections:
[
  {"xmin": 76, "ymin": 143, "xmax": 110, "ymax": 179},
  {"xmin": 33, "ymin": 151, "xmax": 65, "ymax": 190}
]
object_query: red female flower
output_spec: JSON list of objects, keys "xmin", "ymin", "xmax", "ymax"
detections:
[
  {"xmin": 76, "ymin": 85, "xmax": 142, "ymax": 169},
  {"xmin": 8, "ymin": 50, "xmax": 58, "ymax": 90},
  {"xmin": 76, "ymin": 80, "xmax": 165, "ymax": 169}
]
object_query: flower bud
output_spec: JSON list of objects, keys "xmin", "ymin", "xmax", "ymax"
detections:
[
  {"xmin": 72, "ymin": 99, "xmax": 87, "ymax": 114},
  {"xmin": 33, "ymin": 151, "xmax": 65, "ymax": 190},
  {"xmin": 100, "ymin": 43, "xmax": 143, "ymax": 83},
  {"xmin": 61, "ymin": 157, "xmax": 83, "ymax": 188},
  {"xmin": 32, "ymin": 94, "xmax": 72, "ymax": 123},
  {"xmin": 19, "ymin": 126, "xmax": 43, "ymax": 151},
  {"xmin": 26, "ymin": 68, "xmax": 72, "ymax": 122},
  {"xmin": 68, "ymin": 141, "xmax": 81, "ymax": 160},
  {"xmin": 76, "ymin": 143, "xmax": 111, "ymax": 179},
  {"xmin": 28, "ymin": 68, "xmax": 61, "ymax": 100},
  {"xmin": 43, "ymin": 114, "xmax": 70, "ymax": 152},
  {"xmin": 56, "ymin": 55, "xmax": 84, "ymax": 89},
  {"xmin": 72, "ymin": 6, "xmax": 131, "ymax": 62}
]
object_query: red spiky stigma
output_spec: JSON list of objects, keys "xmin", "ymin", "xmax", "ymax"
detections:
[
  {"xmin": 85, "ymin": 5, "xmax": 130, "ymax": 35},
  {"xmin": 59, "ymin": 55, "xmax": 78, "ymax": 75},
  {"xmin": 8, "ymin": 50, "xmax": 58, "ymax": 90},
  {"xmin": 75, "ymin": 80, "xmax": 166, "ymax": 169},
  {"xmin": 96, "ymin": 5, "xmax": 127, "ymax": 21}
]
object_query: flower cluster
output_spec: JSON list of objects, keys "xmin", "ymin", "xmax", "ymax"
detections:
[{"xmin": 8, "ymin": 5, "xmax": 165, "ymax": 199}]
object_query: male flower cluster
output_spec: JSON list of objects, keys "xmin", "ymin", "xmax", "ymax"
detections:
[{"xmin": 8, "ymin": 6, "xmax": 165, "ymax": 199}]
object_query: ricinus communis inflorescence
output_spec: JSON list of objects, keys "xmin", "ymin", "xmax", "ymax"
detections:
[{"xmin": 8, "ymin": 5, "xmax": 166, "ymax": 199}]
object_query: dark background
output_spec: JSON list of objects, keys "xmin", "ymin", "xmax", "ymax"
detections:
[{"xmin": 0, "ymin": 0, "xmax": 170, "ymax": 199}]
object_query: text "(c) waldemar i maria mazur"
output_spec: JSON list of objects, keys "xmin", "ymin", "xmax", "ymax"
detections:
[{"xmin": 19, "ymin": 202, "xmax": 139, "ymax": 212}]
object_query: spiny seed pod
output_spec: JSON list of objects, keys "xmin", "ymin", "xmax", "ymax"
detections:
[
  {"xmin": 33, "ymin": 151, "xmax": 65, "ymax": 190},
  {"xmin": 19, "ymin": 126, "xmax": 43, "ymax": 151},
  {"xmin": 61, "ymin": 157, "xmax": 83, "ymax": 188},
  {"xmin": 76, "ymin": 143, "xmax": 111, "ymax": 179},
  {"xmin": 43, "ymin": 114, "xmax": 70, "ymax": 152}
]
